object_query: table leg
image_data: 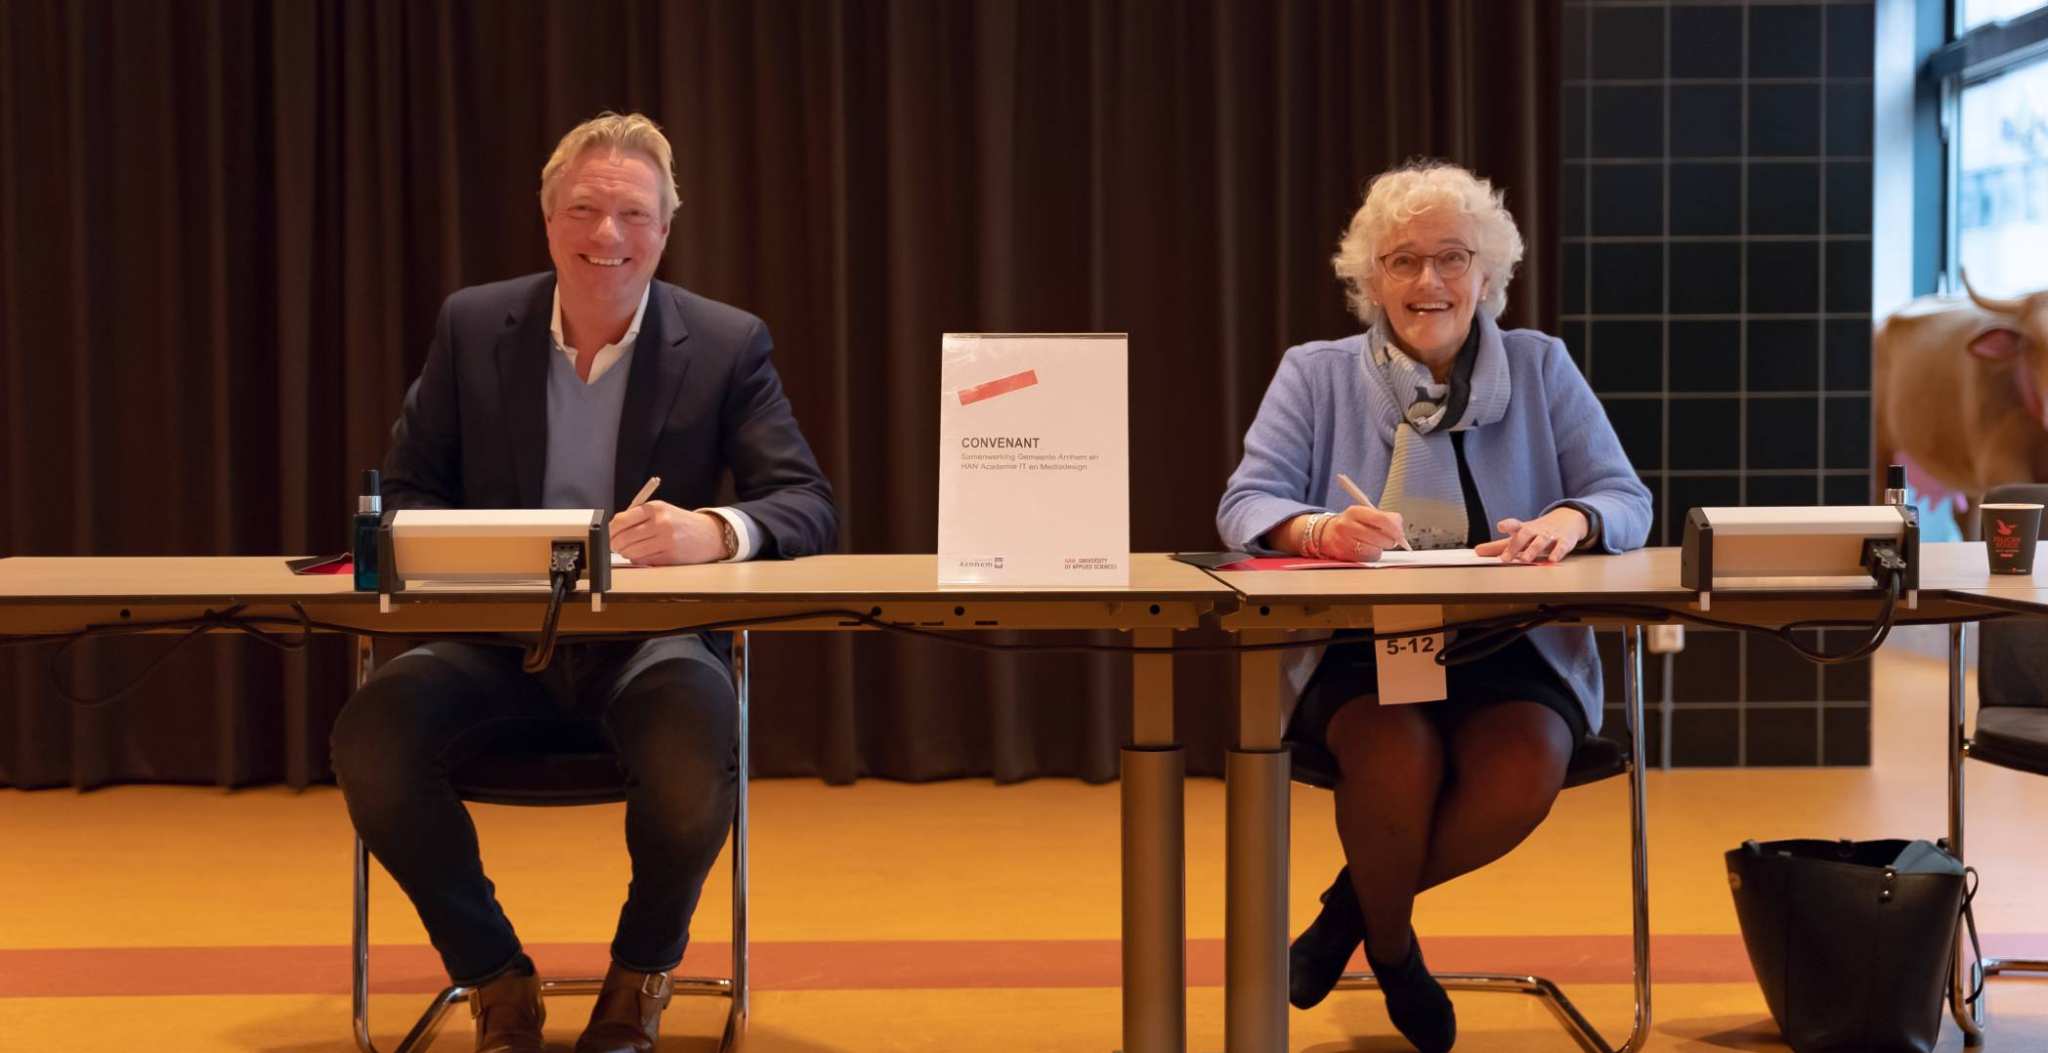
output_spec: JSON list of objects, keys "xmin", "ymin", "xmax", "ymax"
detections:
[
  {"xmin": 1621, "ymin": 625, "xmax": 1653, "ymax": 1052},
  {"xmin": 1227, "ymin": 630, "xmax": 1289, "ymax": 1053},
  {"xmin": 1123, "ymin": 627, "xmax": 1186, "ymax": 1053},
  {"xmin": 1948, "ymin": 622, "xmax": 1986, "ymax": 1043}
]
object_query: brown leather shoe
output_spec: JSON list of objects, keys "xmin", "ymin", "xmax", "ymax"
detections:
[
  {"xmin": 573, "ymin": 963, "xmax": 674, "ymax": 1053},
  {"xmin": 470, "ymin": 967, "xmax": 545, "ymax": 1053}
]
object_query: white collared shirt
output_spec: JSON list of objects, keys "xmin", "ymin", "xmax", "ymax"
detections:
[
  {"xmin": 550, "ymin": 283, "xmax": 650, "ymax": 385},
  {"xmin": 552, "ymin": 280, "xmax": 760, "ymax": 562}
]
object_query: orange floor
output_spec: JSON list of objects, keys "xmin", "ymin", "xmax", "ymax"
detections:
[{"xmin": 6, "ymin": 637, "xmax": 2048, "ymax": 1051}]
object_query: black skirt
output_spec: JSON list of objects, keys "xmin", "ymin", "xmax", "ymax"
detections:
[{"xmin": 1284, "ymin": 633, "xmax": 1590, "ymax": 789}]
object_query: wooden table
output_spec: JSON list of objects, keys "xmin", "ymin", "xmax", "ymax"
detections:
[
  {"xmin": 0, "ymin": 553, "xmax": 1237, "ymax": 1053},
  {"xmin": 1938, "ymin": 542, "xmax": 2048, "ymax": 617},
  {"xmin": 9, "ymin": 542, "xmax": 2043, "ymax": 1053},
  {"xmin": 1206, "ymin": 541, "xmax": 2034, "ymax": 1053}
]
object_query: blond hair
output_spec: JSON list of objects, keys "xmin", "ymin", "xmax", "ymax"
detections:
[
  {"xmin": 1331, "ymin": 161, "xmax": 1525, "ymax": 326},
  {"xmin": 538, "ymin": 111, "xmax": 680, "ymax": 219}
]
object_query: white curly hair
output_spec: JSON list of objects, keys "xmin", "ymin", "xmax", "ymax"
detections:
[{"xmin": 1331, "ymin": 161, "xmax": 1525, "ymax": 326}]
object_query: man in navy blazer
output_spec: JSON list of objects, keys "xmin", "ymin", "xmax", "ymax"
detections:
[{"xmin": 332, "ymin": 112, "xmax": 836, "ymax": 1053}]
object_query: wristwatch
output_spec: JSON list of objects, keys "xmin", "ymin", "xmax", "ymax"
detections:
[{"xmin": 707, "ymin": 511, "xmax": 739, "ymax": 561}]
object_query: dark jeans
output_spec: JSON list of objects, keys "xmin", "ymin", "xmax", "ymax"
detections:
[{"xmin": 332, "ymin": 635, "xmax": 737, "ymax": 986}]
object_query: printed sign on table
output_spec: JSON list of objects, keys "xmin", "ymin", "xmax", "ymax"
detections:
[
  {"xmin": 1373, "ymin": 604, "xmax": 1449, "ymax": 704},
  {"xmin": 938, "ymin": 333, "xmax": 1129, "ymax": 588}
]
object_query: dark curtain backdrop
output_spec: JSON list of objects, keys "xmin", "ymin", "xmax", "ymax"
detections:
[{"xmin": 0, "ymin": 0, "xmax": 1559, "ymax": 789}]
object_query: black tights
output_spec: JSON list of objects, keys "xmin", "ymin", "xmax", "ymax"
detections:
[{"xmin": 1324, "ymin": 697, "xmax": 1574, "ymax": 964}]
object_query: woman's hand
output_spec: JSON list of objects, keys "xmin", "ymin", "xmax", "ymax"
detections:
[
  {"xmin": 1476, "ymin": 507, "xmax": 1590, "ymax": 563},
  {"xmin": 1326, "ymin": 505, "xmax": 1406, "ymax": 562},
  {"xmin": 1320, "ymin": 505, "xmax": 1406, "ymax": 562},
  {"xmin": 1270, "ymin": 506, "xmax": 1406, "ymax": 561}
]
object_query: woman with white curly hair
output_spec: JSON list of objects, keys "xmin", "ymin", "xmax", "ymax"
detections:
[{"xmin": 1216, "ymin": 161, "xmax": 1652, "ymax": 1051}]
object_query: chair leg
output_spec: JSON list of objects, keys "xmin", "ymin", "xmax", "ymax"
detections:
[
  {"xmin": 1331, "ymin": 626, "xmax": 1654, "ymax": 1053},
  {"xmin": 1949, "ymin": 623, "xmax": 1989, "ymax": 1044},
  {"xmin": 1981, "ymin": 958, "xmax": 2048, "ymax": 978},
  {"xmin": 1617, "ymin": 625, "xmax": 1653, "ymax": 1053},
  {"xmin": 348, "ymin": 632, "xmax": 751, "ymax": 1052},
  {"xmin": 711, "ymin": 627, "xmax": 751, "ymax": 1050},
  {"xmin": 351, "ymin": 634, "xmax": 474, "ymax": 1053},
  {"xmin": 627, "ymin": 627, "xmax": 748, "ymax": 1051},
  {"xmin": 581, "ymin": 629, "xmax": 750, "ymax": 1046},
  {"xmin": 352, "ymin": 832, "xmax": 381, "ymax": 1053},
  {"xmin": 1954, "ymin": 746, "xmax": 2048, "ymax": 1031},
  {"xmin": 350, "ymin": 635, "xmax": 394, "ymax": 1053}
]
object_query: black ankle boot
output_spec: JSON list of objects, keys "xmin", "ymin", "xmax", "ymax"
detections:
[
  {"xmin": 1368, "ymin": 935, "xmax": 1456, "ymax": 1053},
  {"xmin": 1288, "ymin": 867, "xmax": 1365, "ymax": 1009}
]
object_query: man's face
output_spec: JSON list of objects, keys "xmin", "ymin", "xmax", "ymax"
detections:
[{"xmin": 545, "ymin": 147, "xmax": 670, "ymax": 310}]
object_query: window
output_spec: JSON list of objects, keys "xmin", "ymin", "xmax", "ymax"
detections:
[
  {"xmin": 1953, "ymin": 44, "xmax": 2048, "ymax": 294},
  {"xmin": 1958, "ymin": 0, "xmax": 2048, "ymax": 34},
  {"xmin": 1933, "ymin": 1, "xmax": 2048, "ymax": 296},
  {"xmin": 1905, "ymin": 0, "xmax": 2048, "ymax": 538}
]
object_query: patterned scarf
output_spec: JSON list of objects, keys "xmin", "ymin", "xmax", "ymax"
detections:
[{"xmin": 1364, "ymin": 314, "xmax": 1511, "ymax": 549}]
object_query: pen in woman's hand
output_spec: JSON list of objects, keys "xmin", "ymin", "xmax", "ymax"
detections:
[{"xmin": 1334, "ymin": 472, "xmax": 1413, "ymax": 551}]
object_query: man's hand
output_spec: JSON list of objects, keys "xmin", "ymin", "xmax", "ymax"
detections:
[
  {"xmin": 609, "ymin": 502, "xmax": 728, "ymax": 566},
  {"xmin": 1475, "ymin": 507, "xmax": 1590, "ymax": 564}
]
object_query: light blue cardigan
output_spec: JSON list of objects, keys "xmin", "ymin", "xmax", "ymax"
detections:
[{"xmin": 1216, "ymin": 316, "xmax": 1654, "ymax": 731}]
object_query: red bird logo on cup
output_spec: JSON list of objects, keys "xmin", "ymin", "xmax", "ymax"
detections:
[{"xmin": 1996, "ymin": 520, "xmax": 2017, "ymax": 537}]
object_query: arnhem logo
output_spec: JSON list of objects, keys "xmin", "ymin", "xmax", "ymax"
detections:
[{"xmin": 956, "ymin": 556, "xmax": 1006, "ymax": 570}]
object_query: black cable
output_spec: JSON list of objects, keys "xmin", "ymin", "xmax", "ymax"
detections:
[
  {"xmin": 3, "ymin": 583, "xmax": 2001, "ymax": 707},
  {"xmin": 40, "ymin": 604, "xmax": 313, "ymax": 708},
  {"xmin": 1435, "ymin": 609, "xmax": 1555, "ymax": 667},
  {"xmin": 521, "ymin": 542, "xmax": 586, "ymax": 673},
  {"xmin": 521, "ymin": 573, "xmax": 574, "ymax": 673},
  {"xmin": 1548, "ymin": 569, "xmax": 1904, "ymax": 666},
  {"xmin": 0, "ymin": 597, "xmax": 1993, "ymax": 660}
]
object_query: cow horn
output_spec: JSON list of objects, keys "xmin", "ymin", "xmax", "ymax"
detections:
[{"xmin": 1961, "ymin": 268, "xmax": 2027, "ymax": 315}]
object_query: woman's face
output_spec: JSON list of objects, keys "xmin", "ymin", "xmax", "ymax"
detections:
[{"xmin": 1365, "ymin": 210, "xmax": 1488, "ymax": 369}]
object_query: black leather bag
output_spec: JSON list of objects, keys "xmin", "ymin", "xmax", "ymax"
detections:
[{"xmin": 1725, "ymin": 839, "xmax": 1976, "ymax": 1053}]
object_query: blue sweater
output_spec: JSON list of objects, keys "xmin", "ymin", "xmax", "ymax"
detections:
[
  {"xmin": 1216, "ymin": 316, "xmax": 1654, "ymax": 729},
  {"xmin": 543, "ymin": 346, "xmax": 634, "ymax": 512}
]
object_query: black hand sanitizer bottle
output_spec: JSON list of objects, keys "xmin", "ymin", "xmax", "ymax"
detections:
[{"xmin": 354, "ymin": 469, "xmax": 382, "ymax": 592}]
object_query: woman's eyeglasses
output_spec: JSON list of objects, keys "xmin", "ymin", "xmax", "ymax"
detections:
[{"xmin": 1378, "ymin": 248, "xmax": 1474, "ymax": 281}]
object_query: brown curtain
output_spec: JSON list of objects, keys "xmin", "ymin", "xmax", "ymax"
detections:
[{"xmin": 0, "ymin": 0, "xmax": 1559, "ymax": 789}]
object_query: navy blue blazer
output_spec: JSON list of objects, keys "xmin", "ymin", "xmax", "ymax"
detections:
[{"xmin": 382, "ymin": 272, "xmax": 838, "ymax": 559}]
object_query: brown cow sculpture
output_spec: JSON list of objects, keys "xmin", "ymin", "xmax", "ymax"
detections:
[{"xmin": 1874, "ymin": 273, "xmax": 2048, "ymax": 507}]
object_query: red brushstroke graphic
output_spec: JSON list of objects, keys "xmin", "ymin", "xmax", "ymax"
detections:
[{"xmin": 958, "ymin": 370, "xmax": 1039, "ymax": 406}]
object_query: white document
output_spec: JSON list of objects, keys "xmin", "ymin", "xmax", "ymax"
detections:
[
  {"xmin": 1258, "ymin": 549, "xmax": 1526, "ymax": 569},
  {"xmin": 1373, "ymin": 604, "xmax": 1448, "ymax": 705},
  {"xmin": 938, "ymin": 333, "xmax": 1130, "ymax": 587},
  {"xmin": 1367, "ymin": 549, "xmax": 1513, "ymax": 568}
]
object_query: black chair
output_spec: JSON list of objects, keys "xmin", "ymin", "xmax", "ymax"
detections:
[
  {"xmin": 1292, "ymin": 665, "xmax": 1651, "ymax": 1053},
  {"xmin": 1957, "ymin": 483, "xmax": 2048, "ymax": 1033},
  {"xmin": 348, "ymin": 633, "xmax": 751, "ymax": 1053}
]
